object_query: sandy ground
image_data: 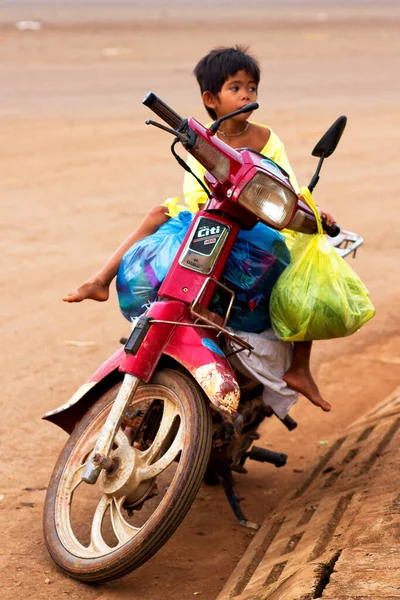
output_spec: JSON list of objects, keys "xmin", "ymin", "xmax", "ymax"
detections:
[{"xmin": 1, "ymin": 2, "xmax": 400, "ymax": 599}]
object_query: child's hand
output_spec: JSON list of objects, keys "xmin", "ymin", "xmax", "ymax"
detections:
[
  {"xmin": 63, "ymin": 278, "xmax": 110, "ymax": 303},
  {"xmin": 320, "ymin": 210, "xmax": 336, "ymax": 227}
]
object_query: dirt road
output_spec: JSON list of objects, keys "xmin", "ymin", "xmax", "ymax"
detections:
[{"xmin": 1, "ymin": 2, "xmax": 399, "ymax": 599}]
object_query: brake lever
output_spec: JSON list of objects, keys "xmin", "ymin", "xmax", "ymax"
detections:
[{"xmin": 145, "ymin": 119, "xmax": 188, "ymax": 143}]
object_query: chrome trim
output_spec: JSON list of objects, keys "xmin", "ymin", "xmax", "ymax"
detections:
[
  {"xmin": 190, "ymin": 277, "xmax": 253, "ymax": 352},
  {"xmin": 328, "ymin": 229, "xmax": 364, "ymax": 259}
]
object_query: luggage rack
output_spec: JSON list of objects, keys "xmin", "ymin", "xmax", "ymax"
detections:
[
  {"xmin": 190, "ymin": 277, "xmax": 253, "ymax": 355},
  {"xmin": 328, "ymin": 229, "xmax": 364, "ymax": 258}
]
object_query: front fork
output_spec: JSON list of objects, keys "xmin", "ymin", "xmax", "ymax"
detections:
[{"xmin": 82, "ymin": 374, "xmax": 140, "ymax": 484}]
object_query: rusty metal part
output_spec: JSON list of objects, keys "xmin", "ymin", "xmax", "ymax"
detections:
[
  {"xmin": 149, "ymin": 319, "xmax": 217, "ymax": 329},
  {"xmin": 190, "ymin": 277, "xmax": 253, "ymax": 353},
  {"xmin": 193, "ymin": 363, "xmax": 240, "ymax": 417},
  {"xmin": 82, "ymin": 374, "xmax": 140, "ymax": 485},
  {"xmin": 92, "ymin": 453, "xmax": 115, "ymax": 471}
]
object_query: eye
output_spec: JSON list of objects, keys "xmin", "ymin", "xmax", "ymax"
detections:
[
  {"xmin": 230, "ymin": 86, "xmax": 239, "ymax": 92},
  {"xmin": 249, "ymin": 86, "xmax": 257, "ymax": 93}
]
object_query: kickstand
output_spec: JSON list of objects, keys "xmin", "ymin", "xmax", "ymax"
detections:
[{"xmin": 220, "ymin": 471, "xmax": 260, "ymax": 531}]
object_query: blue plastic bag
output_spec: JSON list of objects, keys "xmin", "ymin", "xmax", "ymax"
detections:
[
  {"xmin": 220, "ymin": 224, "xmax": 290, "ymax": 332},
  {"xmin": 117, "ymin": 214, "xmax": 289, "ymax": 332},
  {"xmin": 116, "ymin": 211, "xmax": 194, "ymax": 321}
]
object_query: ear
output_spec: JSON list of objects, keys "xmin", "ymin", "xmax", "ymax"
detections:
[{"xmin": 202, "ymin": 91, "xmax": 218, "ymax": 110}]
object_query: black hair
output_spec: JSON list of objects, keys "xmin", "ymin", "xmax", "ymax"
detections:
[{"xmin": 193, "ymin": 45, "xmax": 261, "ymax": 120}]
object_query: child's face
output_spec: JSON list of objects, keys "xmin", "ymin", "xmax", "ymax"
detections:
[{"xmin": 204, "ymin": 70, "xmax": 258, "ymax": 121}]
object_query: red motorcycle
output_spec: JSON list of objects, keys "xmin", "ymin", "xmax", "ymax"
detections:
[{"xmin": 42, "ymin": 94, "xmax": 359, "ymax": 582}]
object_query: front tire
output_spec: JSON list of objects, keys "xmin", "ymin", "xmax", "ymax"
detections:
[{"xmin": 43, "ymin": 369, "xmax": 212, "ymax": 582}]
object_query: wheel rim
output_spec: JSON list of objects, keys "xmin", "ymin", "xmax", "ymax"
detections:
[{"xmin": 55, "ymin": 384, "xmax": 186, "ymax": 559}]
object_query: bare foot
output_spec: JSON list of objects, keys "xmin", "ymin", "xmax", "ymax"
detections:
[
  {"xmin": 62, "ymin": 280, "xmax": 110, "ymax": 303},
  {"xmin": 283, "ymin": 367, "xmax": 331, "ymax": 411}
]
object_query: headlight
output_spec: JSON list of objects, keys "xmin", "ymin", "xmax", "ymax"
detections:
[{"xmin": 237, "ymin": 171, "xmax": 297, "ymax": 228}]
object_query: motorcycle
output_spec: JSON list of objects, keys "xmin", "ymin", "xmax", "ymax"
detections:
[{"xmin": 42, "ymin": 94, "xmax": 362, "ymax": 582}]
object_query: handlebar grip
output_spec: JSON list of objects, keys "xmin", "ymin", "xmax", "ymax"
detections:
[
  {"xmin": 142, "ymin": 92, "xmax": 183, "ymax": 129},
  {"xmin": 322, "ymin": 218, "xmax": 341, "ymax": 238}
]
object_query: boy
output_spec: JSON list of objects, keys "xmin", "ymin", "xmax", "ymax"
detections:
[{"xmin": 63, "ymin": 45, "xmax": 333, "ymax": 415}]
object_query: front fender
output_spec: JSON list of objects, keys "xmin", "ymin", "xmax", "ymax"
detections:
[
  {"xmin": 163, "ymin": 326, "xmax": 240, "ymax": 417},
  {"xmin": 42, "ymin": 348, "xmax": 125, "ymax": 433},
  {"xmin": 43, "ymin": 321, "xmax": 240, "ymax": 433}
]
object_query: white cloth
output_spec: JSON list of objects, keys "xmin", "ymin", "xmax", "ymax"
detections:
[{"xmin": 226, "ymin": 328, "xmax": 299, "ymax": 419}]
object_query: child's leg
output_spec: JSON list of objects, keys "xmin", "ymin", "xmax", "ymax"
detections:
[
  {"xmin": 283, "ymin": 341, "xmax": 331, "ymax": 411},
  {"xmin": 63, "ymin": 204, "xmax": 170, "ymax": 303}
]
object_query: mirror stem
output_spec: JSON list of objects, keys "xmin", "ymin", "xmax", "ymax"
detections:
[
  {"xmin": 308, "ymin": 153, "xmax": 325, "ymax": 193},
  {"xmin": 209, "ymin": 103, "xmax": 259, "ymax": 133}
]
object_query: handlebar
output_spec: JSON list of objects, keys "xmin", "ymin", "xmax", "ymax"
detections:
[
  {"xmin": 321, "ymin": 218, "xmax": 340, "ymax": 238},
  {"xmin": 142, "ymin": 92, "xmax": 183, "ymax": 130}
]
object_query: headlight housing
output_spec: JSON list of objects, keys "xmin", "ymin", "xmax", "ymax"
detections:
[
  {"xmin": 237, "ymin": 171, "xmax": 297, "ymax": 228},
  {"xmin": 190, "ymin": 137, "xmax": 230, "ymax": 182}
]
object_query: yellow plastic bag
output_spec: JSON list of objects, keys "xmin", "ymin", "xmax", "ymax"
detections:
[{"xmin": 270, "ymin": 188, "xmax": 375, "ymax": 342}]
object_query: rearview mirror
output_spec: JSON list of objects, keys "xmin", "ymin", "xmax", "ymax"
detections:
[{"xmin": 312, "ymin": 115, "xmax": 347, "ymax": 158}]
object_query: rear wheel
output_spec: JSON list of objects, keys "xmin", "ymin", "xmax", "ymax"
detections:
[{"xmin": 43, "ymin": 369, "xmax": 212, "ymax": 582}]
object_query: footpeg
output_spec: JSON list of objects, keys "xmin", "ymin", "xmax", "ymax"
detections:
[
  {"xmin": 248, "ymin": 446, "xmax": 287, "ymax": 468},
  {"xmin": 279, "ymin": 414, "xmax": 298, "ymax": 431}
]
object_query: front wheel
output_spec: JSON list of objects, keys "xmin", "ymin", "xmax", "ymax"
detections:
[{"xmin": 43, "ymin": 369, "xmax": 212, "ymax": 582}]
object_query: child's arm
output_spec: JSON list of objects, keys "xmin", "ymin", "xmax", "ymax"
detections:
[{"xmin": 63, "ymin": 204, "xmax": 170, "ymax": 303}]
